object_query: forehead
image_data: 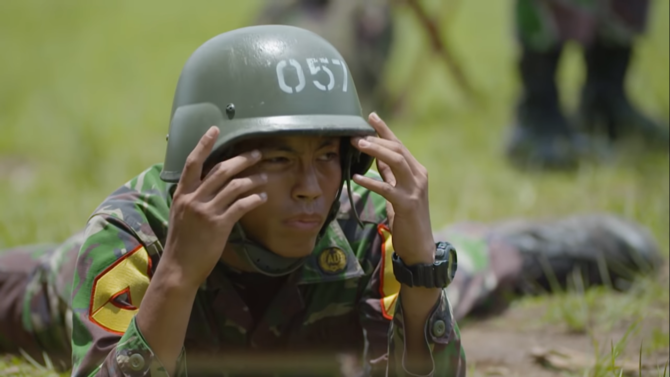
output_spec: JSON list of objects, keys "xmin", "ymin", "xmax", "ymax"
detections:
[{"xmin": 234, "ymin": 135, "xmax": 340, "ymax": 151}]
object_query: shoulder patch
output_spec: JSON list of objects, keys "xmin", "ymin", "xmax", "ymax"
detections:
[
  {"xmin": 89, "ymin": 245, "xmax": 152, "ymax": 334},
  {"xmin": 377, "ymin": 224, "xmax": 400, "ymax": 320}
]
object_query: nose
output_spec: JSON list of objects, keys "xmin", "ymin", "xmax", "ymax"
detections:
[{"xmin": 292, "ymin": 163, "xmax": 323, "ymax": 201}]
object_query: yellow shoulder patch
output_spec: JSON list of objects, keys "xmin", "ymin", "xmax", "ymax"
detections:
[
  {"xmin": 377, "ymin": 225, "xmax": 400, "ymax": 320},
  {"xmin": 89, "ymin": 245, "xmax": 151, "ymax": 334}
]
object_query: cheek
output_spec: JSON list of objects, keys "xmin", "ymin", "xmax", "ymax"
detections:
[
  {"xmin": 320, "ymin": 164, "xmax": 342, "ymax": 198},
  {"xmin": 238, "ymin": 174, "xmax": 289, "ymax": 229}
]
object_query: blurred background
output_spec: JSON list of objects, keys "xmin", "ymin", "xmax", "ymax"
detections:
[{"xmin": 0, "ymin": 0, "xmax": 668, "ymax": 375}]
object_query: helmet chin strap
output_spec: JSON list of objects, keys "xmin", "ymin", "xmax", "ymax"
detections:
[
  {"xmin": 227, "ymin": 145, "xmax": 366, "ymax": 277},
  {"xmin": 227, "ymin": 223, "xmax": 307, "ymax": 277}
]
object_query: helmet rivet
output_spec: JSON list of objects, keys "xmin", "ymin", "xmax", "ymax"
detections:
[
  {"xmin": 225, "ymin": 103, "xmax": 236, "ymax": 119},
  {"xmin": 165, "ymin": 134, "xmax": 169, "ymax": 142}
]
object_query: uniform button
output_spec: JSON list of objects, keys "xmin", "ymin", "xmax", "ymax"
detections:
[
  {"xmin": 128, "ymin": 353, "xmax": 145, "ymax": 371},
  {"xmin": 432, "ymin": 319, "xmax": 447, "ymax": 338}
]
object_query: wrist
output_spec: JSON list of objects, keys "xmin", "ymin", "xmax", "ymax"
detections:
[
  {"xmin": 396, "ymin": 243, "xmax": 435, "ymax": 266},
  {"xmin": 153, "ymin": 256, "xmax": 203, "ymax": 294},
  {"xmin": 393, "ymin": 241, "xmax": 457, "ymax": 289}
]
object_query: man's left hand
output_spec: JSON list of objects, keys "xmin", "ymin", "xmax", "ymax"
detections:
[{"xmin": 351, "ymin": 113, "xmax": 435, "ymax": 266}]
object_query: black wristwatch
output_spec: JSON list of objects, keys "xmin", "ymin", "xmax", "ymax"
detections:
[{"xmin": 392, "ymin": 242, "xmax": 458, "ymax": 288}]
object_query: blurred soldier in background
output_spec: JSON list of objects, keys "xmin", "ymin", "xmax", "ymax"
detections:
[
  {"xmin": 255, "ymin": 0, "xmax": 394, "ymax": 115},
  {"xmin": 256, "ymin": 0, "xmax": 669, "ymax": 171},
  {"xmin": 506, "ymin": 0, "xmax": 669, "ymax": 170}
]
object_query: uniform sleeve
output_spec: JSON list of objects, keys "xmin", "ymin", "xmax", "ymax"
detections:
[
  {"xmin": 70, "ymin": 215, "xmax": 185, "ymax": 377},
  {"xmin": 358, "ymin": 225, "xmax": 466, "ymax": 377}
]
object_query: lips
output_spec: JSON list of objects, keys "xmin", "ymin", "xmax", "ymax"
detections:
[{"xmin": 283, "ymin": 213, "xmax": 325, "ymax": 231}]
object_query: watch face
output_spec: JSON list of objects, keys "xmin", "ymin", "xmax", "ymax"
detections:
[
  {"xmin": 437, "ymin": 242, "xmax": 458, "ymax": 283},
  {"xmin": 446, "ymin": 246, "xmax": 457, "ymax": 283}
]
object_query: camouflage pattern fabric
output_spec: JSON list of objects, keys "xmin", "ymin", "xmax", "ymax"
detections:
[
  {"xmin": 57, "ymin": 163, "xmax": 465, "ymax": 377},
  {"xmin": 516, "ymin": 0, "xmax": 651, "ymax": 51},
  {"xmin": 255, "ymin": 0, "xmax": 394, "ymax": 115},
  {"xmin": 0, "ymin": 164, "xmax": 534, "ymax": 376},
  {"xmin": 0, "ymin": 233, "xmax": 82, "ymax": 372}
]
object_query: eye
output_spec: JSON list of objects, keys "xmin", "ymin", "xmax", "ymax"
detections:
[
  {"xmin": 317, "ymin": 152, "xmax": 339, "ymax": 161},
  {"xmin": 263, "ymin": 156, "xmax": 290, "ymax": 164}
]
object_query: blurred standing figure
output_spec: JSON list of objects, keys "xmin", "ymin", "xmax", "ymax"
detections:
[
  {"xmin": 507, "ymin": 0, "xmax": 669, "ymax": 170},
  {"xmin": 256, "ymin": 0, "xmax": 394, "ymax": 115}
]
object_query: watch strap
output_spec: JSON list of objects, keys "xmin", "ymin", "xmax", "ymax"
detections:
[{"xmin": 391, "ymin": 242, "xmax": 457, "ymax": 288}]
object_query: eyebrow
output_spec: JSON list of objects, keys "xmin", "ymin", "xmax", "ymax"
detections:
[{"xmin": 259, "ymin": 138, "xmax": 338, "ymax": 153}]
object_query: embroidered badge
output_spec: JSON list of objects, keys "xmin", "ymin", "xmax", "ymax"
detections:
[{"xmin": 318, "ymin": 247, "xmax": 347, "ymax": 274}]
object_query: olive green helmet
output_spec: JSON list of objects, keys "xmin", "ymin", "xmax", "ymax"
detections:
[
  {"xmin": 161, "ymin": 24, "xmax": 375, "ymax": 182},
  {"xmin": 160, "ymin": 25, "xmax": 376, "ymax": 276}
]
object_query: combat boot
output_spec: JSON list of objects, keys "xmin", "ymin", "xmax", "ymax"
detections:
[
  {"xmin": 506, "ymin": 44, "xmax": 585, "ymax": 170},
  {"xmin": 576, "ymin": 40, "xmax": 669, "ymax": 149},
  {"xmin": 492, "ymin": 214, "xmax": 664, "ymax": 294}
]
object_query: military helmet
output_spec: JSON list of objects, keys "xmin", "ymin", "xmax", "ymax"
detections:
[
  {"xmin": 160, "ymin": 25, "xmax": 376, "ymax": 276},
  {"xmin": 161, "ymin": 25, "xmax": 375, "ymax": 182}
]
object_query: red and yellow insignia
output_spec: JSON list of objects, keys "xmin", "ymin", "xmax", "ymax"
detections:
[
  {"xmin": 89, "ymin": 245, "xmax": 152, "ymax": 334},
  {"xmin": 377, "ymin": 224, "xmax": 400, "ymax": 320}
]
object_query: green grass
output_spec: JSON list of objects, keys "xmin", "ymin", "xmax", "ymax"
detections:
[{"xmin": 1, "ymin": 0, "xmax": 668, "ymax": 376}]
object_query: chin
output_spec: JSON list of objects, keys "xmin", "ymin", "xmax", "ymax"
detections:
[{"xmin": 270, "ymin": 237, "xmax": 318, "ymax": 258}]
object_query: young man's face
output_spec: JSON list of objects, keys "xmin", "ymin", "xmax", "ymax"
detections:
[{"xmin": 229, "ymin": 135, "xmax": 343, "ymax": 258}]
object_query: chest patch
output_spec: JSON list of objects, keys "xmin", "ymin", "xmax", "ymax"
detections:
[{"xmin": 318, "ymin": 247, "xmax": 347, "ymax": 274}]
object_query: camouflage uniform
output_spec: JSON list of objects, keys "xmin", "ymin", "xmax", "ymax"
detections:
[
  {"xmin": 0, "ymin": 165, "xmax": 466, "ymax": 376},
  {"xmin": 0, "ymin": 233, "xmax": 82, "ymax": 372},
  {"xmin": 515, "ymin": 0, "xmax": 650, "ymax": 50},
  {"xmin": 0, "ymin": 165, "xmax": 661, "ymax": 376}
]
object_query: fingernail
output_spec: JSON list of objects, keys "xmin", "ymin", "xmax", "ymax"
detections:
[
  {"xmin": 370, "ymin": 112, "xmax": 381, "ymax": 122},
  {"xmin": 260, "ymin": 192, "xmax": 267, "ymax": 200},
  {"xmin": 206, "ymin": 126, "xmax": 218, "ymax": 137},
  {"xmin": 251, "ymin": 150, "xmax": 261, "ymax": 159},
  {"xmin": 358, "ymin": 139, "xmax": 370, "ymax": 147},
  {"xmin": 352, "ymin": 174, "xmax": 362, "ymax": 180},
  {"xmin": 260, "ymin": 173, "xmax": 267, "ymax": 181}
]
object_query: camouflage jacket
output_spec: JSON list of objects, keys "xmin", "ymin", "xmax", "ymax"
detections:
[
  {"xmin": 515, "ymin": 0, "xmax": 650, "ymax": 50},
  {"xmin": 70, "ymin": 164, "xmax": 466, "ymax": 377}
]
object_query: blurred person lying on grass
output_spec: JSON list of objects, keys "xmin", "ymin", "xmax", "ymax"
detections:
[{"xmin": 0, "ymin": 25, "xmax": 663, "ymax": 377}]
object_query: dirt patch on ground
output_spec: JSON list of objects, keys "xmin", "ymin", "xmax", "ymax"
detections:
[{"xmin": 461, "ymin": 301, "xmax": 669, "ymax": 376}]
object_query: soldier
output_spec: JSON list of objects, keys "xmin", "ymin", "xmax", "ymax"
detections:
[
  {"xmin": 255, "ymin": 0, "xmax": 394, "ymax": 116},
  {"xmin": 506, "ymin": 0, "xmax": 669, "ymax": 169},
  {"xmin": 0, "ymin": 25, "xmax": 663, "ymax": 377},
  {"xmin": 5, "ymin": 25, "xmax": 464, "ymax": 377}
]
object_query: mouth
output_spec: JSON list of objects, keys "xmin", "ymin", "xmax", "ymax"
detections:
[{"xmin": 283, "ymin": 213, "xmax": 325, "ymax": 232}]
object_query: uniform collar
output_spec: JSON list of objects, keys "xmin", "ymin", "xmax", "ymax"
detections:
[{"xmin": 296, "ymin": 217, "xmax": 365, "ymax": 284}]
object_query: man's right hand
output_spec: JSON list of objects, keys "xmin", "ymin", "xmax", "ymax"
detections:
[{"xmin": 161, "ymin": 126, "xmax": 267, "ymax": 288}]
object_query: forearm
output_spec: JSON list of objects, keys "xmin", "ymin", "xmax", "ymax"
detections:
[
  {"xmin": 136, "ymin": 260, "xmax": 198, "ymax": 375},
  {"xmin": 399, "ymin": 285, "xmax": 442, "ymax": 374}
]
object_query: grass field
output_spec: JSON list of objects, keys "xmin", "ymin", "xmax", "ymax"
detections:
[{"xmin": 0, "ymin": 0, "xmax": 668, "ymax": 376}]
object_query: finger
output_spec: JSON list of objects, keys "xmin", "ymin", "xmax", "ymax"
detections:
[
  {"xmin": 351, "ymin": 137, "xmax": 413, "ymax": 181},
  {"xmin": 211, "ymin": 174, "xmax": 267, "ymax": 211},
  {"xmin": 352, "ymin": 174, "xmax": 398, "ymax": 202},
  {"xmin": 362, "ymin": 136, "xmax": 423, "ymax": 172},
  {"xmin": 196, "ymin": 150, "xmax": 262, "ymax": 198},
  {"xmin": 178, "ymin": 126, "xmax": 220, "ymax": 194},
  {"xmin": 220, "ymin": 192, "xmax": 268, "ymax": 224},
  {"xmin": 376, "ymin": 158, "xmax": 397, "ymax": 187},
  {"xmin": 368, "ymin": 112, "xmax": 398, "ymax": 141}
]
